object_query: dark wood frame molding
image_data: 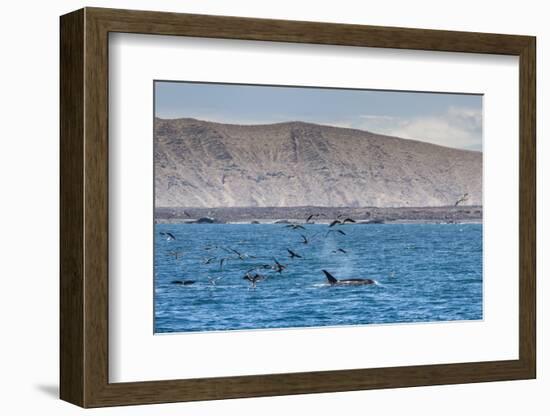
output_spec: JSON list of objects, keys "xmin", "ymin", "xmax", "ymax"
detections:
[{"xmin": 60, "ymin": 7, "xmax": 536, "ymax": 408}]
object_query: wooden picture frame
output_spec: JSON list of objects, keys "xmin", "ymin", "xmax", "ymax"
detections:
[{"xmin": 60, "ymin": 7, "xmax": 536, "ymax": 408}]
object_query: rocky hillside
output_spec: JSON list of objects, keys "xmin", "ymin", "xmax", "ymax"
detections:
[{"xmin": 155, "ymin": 118, "xmax": 482, "ymax": 208}]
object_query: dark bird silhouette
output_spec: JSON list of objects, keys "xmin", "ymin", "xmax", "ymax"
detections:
[
  {"xmin": 326, "ymin": 229, "xmax": 347, "ymax": 237},
  {"xmin": 243, "ymin": 272, "xmax": 265, "ymax": 289},
  {"xmin": 342, "ymin": 218, "xmax": 356, "ymax": 224},
  {"xmin": 160, "ymin": 231, "xmax": 176, "ymax": 241},
  {"xmin": 227, "ymin": 248, "xmax": 244, "ymax": 259},
  {"xmin": 329, "ymin": 220, "xmax": 341, "ymax": 227},
  {"xmin": 224, "ymin": 247, "xmax": 256, "ymax": 260},
  {"xmin": 219, "ymin": 257, "xmax": 229, "ymax": 270},
  {"xmin": 171, "ymin": 280, "xmax": 196, "ymax": 285},
  {"xmin": 207, "ymin": 276, "xmax": 224, "ymax": 286},
  {"xmin": 272, "ymin": 258, "xmax": 287, "ymax": 273},
  {"xmin": 285, "ymin": 224, "xmax": 306, "ymax": 230},
  {"xmin": 455, "ymin": 193, "xmax": 469, "ymax": 206},
  {"xmin": 300, "ymin": 232, "xmax": 320, "ymax": 244},
  {"xmin": 287, "ymin": 248, "xmax": 302, "ymax": 259},
  {"xmin": 306, "ymin": 213, "xmax": 325, "ymax": 223},
  {"xmin": 332, "ymin": 248, "xmax": 347, "ymax": 254},
  {"xmin": 203, "ymin": 256, "xmax": 216, "ymax": 264}
]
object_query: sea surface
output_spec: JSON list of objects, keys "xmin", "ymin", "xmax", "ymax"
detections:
[{"xmin": 154, "ymin": 223, "xmax": 482, "ymax": 333}]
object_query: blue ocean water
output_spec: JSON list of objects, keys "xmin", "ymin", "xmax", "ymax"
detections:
[{"xmin": 154, "ymin": 223, "xmax": 482, "ymax": 333}]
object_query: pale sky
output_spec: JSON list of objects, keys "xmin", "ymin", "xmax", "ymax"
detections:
[{"xmin": 155, "ymin": 81, "xmax": 483, "ymax": 151}]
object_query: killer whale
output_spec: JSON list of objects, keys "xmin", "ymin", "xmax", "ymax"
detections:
[{"xmin": 322, "ymin": 270, "xmax": 376, "ymax": 286}]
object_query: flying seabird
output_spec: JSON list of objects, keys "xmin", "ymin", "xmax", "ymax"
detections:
[
  {"xmin": 207, "ymin": 276, "xmax": 224, "ymax": 286},
  {"xmin": 285, "ymin": 224, "xmax": 306, "ymax": 230},
  {"xmin": 332, "ymin": 248, "xmax": 347, "ymax": 254},
  {"xmin": 272, "ymin": 257, "xmax": 287, "ymax": 273},
  {"xmin": 454, "ymin": 193, "xmax": 469, "ymax": 206},
  {"xmin": 287, "ymin": 248, "xmax": 303, "ymax": 259},
  {"xmin": 219, "ymin": 257, "xmax": 229, "ymax": 270},
  {"xmin": 224, "ymin": 247, "xmax": 256, "ymax": 260},
  {"xmin": 326, "ymin": 229, "xmax": 347, "ymax": 237},
  {"xmin": 160, "ymin": 231, "xmax": 176, "ymax": 241},
  {"xmin": 243, "ymin": 272, "xmax": 266, "ymax": 289}
]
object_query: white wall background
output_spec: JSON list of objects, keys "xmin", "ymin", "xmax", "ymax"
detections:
[{"xmin": 0, "ymin": 0, "xmax": 545, "ymax": 414}]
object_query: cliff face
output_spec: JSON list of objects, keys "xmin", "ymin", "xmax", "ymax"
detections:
[{"xmin": 154, "ymin": 118, "xmax": 482, "ymax": 208}]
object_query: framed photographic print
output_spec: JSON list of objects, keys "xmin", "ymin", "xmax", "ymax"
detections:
[{"xmin": 60, "ymin": 7, "xmax": 536, "ymax": 408}]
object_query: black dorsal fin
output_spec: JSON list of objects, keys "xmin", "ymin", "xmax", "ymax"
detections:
[{"xmin": 322, "ymin": 270, "xmax": 338, "ymax": 284}]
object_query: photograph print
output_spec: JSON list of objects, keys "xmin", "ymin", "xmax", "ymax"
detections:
[{"xmin": 154, "ymin": 81, "xmax": 483, "ymax": 334}]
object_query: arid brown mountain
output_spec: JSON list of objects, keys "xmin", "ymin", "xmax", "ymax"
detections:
[{"xmin": 154, "ymin": 118, "xmax": 482, "ymax": 208}]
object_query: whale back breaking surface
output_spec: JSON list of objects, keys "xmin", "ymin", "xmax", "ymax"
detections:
[
  {"xmin": 322, "ymin": 270, "xmax": 376, "ymax": 286},
  {"xmin": 337, "ymin": 278, "xmax": 376, "ymax": 285}
]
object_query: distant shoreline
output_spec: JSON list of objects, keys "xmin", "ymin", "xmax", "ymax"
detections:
[
  {"xmin": 155, "ymin": 219, "xmax": 482, "ymax": 225},
  {"xmin": 155, "ymin": 205, "xmax": 482, "ymax": 224}
]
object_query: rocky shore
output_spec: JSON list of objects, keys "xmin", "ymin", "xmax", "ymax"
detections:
[{"xmin": 155, "ymin": 205, "xmax": 482, "ymax": 224}]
